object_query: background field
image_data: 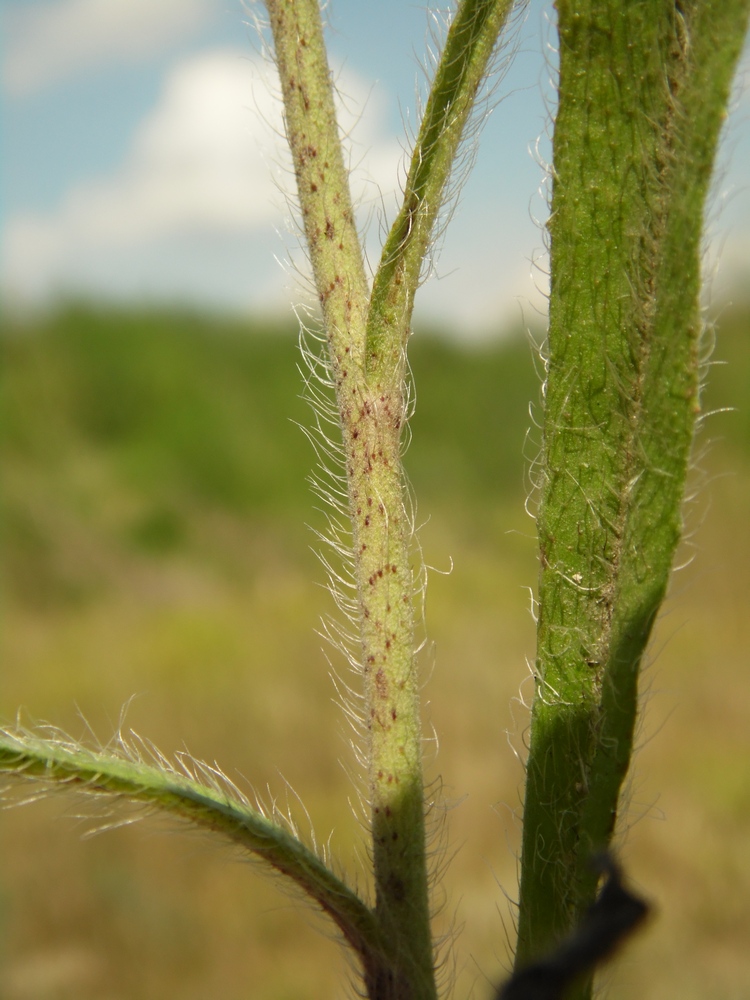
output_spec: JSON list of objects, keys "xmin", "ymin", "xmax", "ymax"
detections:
[{"xmin": 2, "ymin": 301, "xmax": 749, "ymax": 1000}]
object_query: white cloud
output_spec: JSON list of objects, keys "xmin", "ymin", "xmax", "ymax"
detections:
[
  {"xmin": 2, "ymin": 47, "xmax": 404, "ymax": 311},
  {"xmin": 3, "ymin": 38, "xmax": 558, "ymax": 332},
  {"xmin": 4, "ymin": 0, "xmax": 218, "ymax": 97}
]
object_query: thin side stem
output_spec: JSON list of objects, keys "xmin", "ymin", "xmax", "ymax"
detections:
[
  {"xmin": 0, "ymin": 727, "xmax": 384, "ymax": 965},
  {"xmin": 366, "ymin": 0, "xmax": 519, "ymax": 385}
]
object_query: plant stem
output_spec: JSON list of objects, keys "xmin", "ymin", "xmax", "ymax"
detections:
[
  {"xmin": 515, "ymin": 0, "xmax": 750, "ymax": 992},
  {"xmin": 366, "ymin": 0, "xmax": 518, "ymax": 384},
  {"xmin": 355, "ymin": 2, "xmax": 516, "ymax": 988},
  {"xmin": 358, "ymin": 6, "xmax": 520, "ymax": 990},
  {"xmin": 263, "ymin": 0, "xmax": 370, "ymax": 369},
  {"xmin": 266, "ymin": 1, "xmax": 521, "ymax": 994},
  {"xmin": 0, "ymin": 727, "xmax": 384, "ymax": 964},
  {"xmin": 265, "ymin": 2, "xmax": 434, "ymax": 994}
]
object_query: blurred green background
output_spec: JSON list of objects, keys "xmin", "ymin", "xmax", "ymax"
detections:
[{"xmin": 1, "ymin": 301, "xmax": 749, "ymax": 1000}]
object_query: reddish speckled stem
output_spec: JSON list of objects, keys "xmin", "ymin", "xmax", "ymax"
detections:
[{"xmin": 266, "ymin": 2, "xmax": 433, "ymax": 995}]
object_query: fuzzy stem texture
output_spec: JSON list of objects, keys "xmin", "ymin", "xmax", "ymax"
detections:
[
  {"xmin": 366, "ymin": 0, "xmax": 519, "ymax": 385},
  {"xmin": 515, "ymin": 1, "xmax": 750, "ymax": 994},
  {"xmin": 265, "ymin": 1, "xmax": 434, "ymax": 995},
  {"xmin": 264, "ymin": 0, "xmax": 370, "ymax": 368},
  {"xmin": 266, "ymin": 1, "xmax": 524, "ymax": 996},
  {"xmin": 0, "ymin": 728, "xmax": 384, "ymax": 964}
]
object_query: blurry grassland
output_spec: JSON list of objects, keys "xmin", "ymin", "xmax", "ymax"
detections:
[{"xmin": 1, "ymin": 301, "xmax": 749, "ymax": 1000}]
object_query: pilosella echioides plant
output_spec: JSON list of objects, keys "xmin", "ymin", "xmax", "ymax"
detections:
[{"xmin": 2, "ymin": 2, "xmax": 748, "ymax": 999}]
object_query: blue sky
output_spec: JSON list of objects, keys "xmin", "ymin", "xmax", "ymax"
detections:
[{"xmin": 2, "ymin": 0, "xmax": 749, "ymax": 337}]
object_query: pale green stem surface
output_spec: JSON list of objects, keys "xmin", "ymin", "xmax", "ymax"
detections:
[
  {"xmin": 515, "ymin": 0, "xmax": 750, "ymax": 993},
  {"xmin": 265, "ymin": 3, "xmax": 433, "ymax": 995},
  {"xmin": 264, "ymin": 0, "xmax": 369, "ymax": 370},
  {"xmin": 265, "ymin": 2, "xmax": 520, "ymax": 996}
]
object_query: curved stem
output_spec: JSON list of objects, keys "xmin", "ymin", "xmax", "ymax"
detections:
[{"xmin": 0, "ymin": 726, "xmax": 383, "ymax": 963}]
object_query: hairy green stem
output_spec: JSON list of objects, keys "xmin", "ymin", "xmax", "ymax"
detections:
[
  {"xmin": 0, "ymin": 2, "xmax": 526, "ymax": 995},
  {"xmin": 265, "ymin": 2, "xmax": 434, "ymax": 994},
  {"xmin": 515, "ymin": 0, "xmax": 750, "ymax": 991},
  {"xmin": 366, "ymin": 0, "xmax": 519, "ymax": 384},
  {"xmin": 264, "ymin": 0, "xmax": 369, "ymax": 370},
  {"xmin": 265, "ymin": 2, "xmax": 522, "ymax": 995},
  {"xmin": 355, "ymin": 6, "xmax": 521, "ymax": 991},
  {"xmin": 0, "ymin": 727, "xmax": 384, "ymax": 964}
]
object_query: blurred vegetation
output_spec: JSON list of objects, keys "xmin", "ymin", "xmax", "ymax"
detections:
[
  {"xmin": 1, "ymin": 304, "xmax": 542, "ymax": 606},
  {"xmin": 1, "ymin": 301, "xmax": 749, "ymax": 999}
]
